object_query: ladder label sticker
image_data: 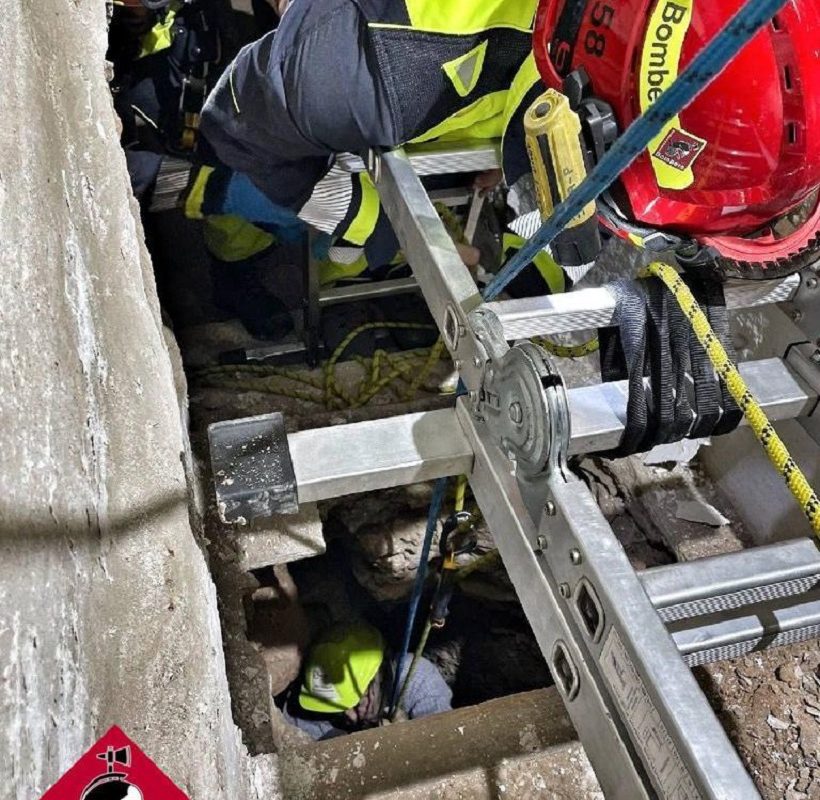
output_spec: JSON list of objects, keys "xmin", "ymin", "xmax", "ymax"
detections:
[{"xmin": 601, "ymin": 628, "xmax": 700, "ymax": 800}]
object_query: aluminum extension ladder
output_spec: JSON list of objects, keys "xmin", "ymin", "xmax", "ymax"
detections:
[{"xmin": 209, "ymin": 141, "xmax": 820, "ymax": 799}]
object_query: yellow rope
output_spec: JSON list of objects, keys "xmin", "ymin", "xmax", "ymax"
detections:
[
  {"xmin": 454, "ymin": 474, "xmax": 467, "ymax": 514},
  {"xmin": 194, "ymin": 322, "xmax": 448, "ymax": 410},
  {"xmin": 322, "ymin": 321, "xmax": 442, "ymax": 409},
  {"xmin": 642, "ymin": 261, "xmax": 820, "ymax": 536},
  {"xmin": 535, "ymin": 336, "xmax": 600, "ymax": 359}
]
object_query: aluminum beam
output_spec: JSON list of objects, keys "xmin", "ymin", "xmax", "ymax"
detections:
[
  {"xmin": 459, "ymin": 402, "xmax": 651, "ymax": 799},
  {"xmin": 457, "ymin": 399, "xmax": 758, "ymax": 799},
  {"xmin": 541, "ymin": 475, "xmax": 757, "ymax": 798},
  {"xmin": 488, "ymin": 273, "xmax": 801, "ymax": 340},
  {"xmin": 287, "ymin": 357, "xmax": 815, "ymax": 504},
  {"xmin": 289, "ymin": 409, "xmax": 474, "ymax": 504},
  {"xmin": 372, "ymin": 149, "xmax": 489, "ymax": 391}
]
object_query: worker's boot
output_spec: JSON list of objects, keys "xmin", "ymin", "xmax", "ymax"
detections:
[{"xmin": 210, "ymin": 259, "xmax": 294, "ymax": 341}]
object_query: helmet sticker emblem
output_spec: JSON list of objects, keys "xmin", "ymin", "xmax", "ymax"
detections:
[
  {"xmin": 309, "ymin": 665, "xmax": 340, "ymax": 701},
  {"xmin": 653, "ymin": 128, "xmax": 707, "ymax": 172}
]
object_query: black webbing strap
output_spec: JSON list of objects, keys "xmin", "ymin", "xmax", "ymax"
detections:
[
  {"xmin": 687, "ymin": 275, "xmax": 743, "ymax": 435},
  {"xmin": 682, "ymin": 276, "xmax": 723, "ymax": 439},
  {"xmin": 663, "ymin": 283, "xmax": 696, "ymax": 444},
  {"xmin": 599, "ymin": 272, "xmax": 741, "ymax": 458},
  {"xmin": 599, "ymin": 280, "xmax": 650, "ymax": 457}
]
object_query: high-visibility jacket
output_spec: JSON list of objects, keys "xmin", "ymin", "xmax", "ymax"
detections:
[{"xmin": 197, "ymin": 0, "xmax": 556, "ymax": 285}]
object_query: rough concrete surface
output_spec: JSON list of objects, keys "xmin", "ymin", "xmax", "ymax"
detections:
[
  {"xmin": 279, "ymin": 688, "xmax": 602, "ymax": 800},
  {"xmin": 0, "ymin": 3, "xmax": 276, "ymax": 798},
  {"xmin": 230, "ymin": 505, "xmax": 326, "ymax": 571}
]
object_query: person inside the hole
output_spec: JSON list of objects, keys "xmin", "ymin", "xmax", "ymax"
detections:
[{"xmin": 281, "ymin": 622, "xmax": 451, "ymax": 740}]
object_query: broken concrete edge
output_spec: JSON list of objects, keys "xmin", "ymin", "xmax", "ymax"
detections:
[
  {"xmin": 226, "ymin": 504, "xmax": 327, "ymax": 572},
  {"xmin": 278, "ymin": 687, "xmax": 601, "ymax": 800}
]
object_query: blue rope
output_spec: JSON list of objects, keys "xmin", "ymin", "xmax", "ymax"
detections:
[
  {"xmin": 388, "ymin": 475, "xmax": 448, "ymax": 715},
  {"xmin": 483, "ymin": 0, "xmax": 789, "ymax": 302}
]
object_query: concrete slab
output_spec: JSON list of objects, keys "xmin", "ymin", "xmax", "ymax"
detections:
[
  {"xmin": 279, "ymin": 688, "xmax": 602, "ymax": 799},
  {"xmin": 0, "ymin": 3, "xmax": 275, "ymax": 797},
  {"xmin": 229, "ymin": 504, "xmax": 326, "ymax": 571}
]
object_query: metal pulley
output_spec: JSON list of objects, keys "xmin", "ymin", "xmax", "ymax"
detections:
[{"xmin": 478, "ymin": 341, "xmax": 570, "ymax": 480}]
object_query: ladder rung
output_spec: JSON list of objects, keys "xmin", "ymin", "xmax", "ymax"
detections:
[
  {"xmin": 318, "ymin": 276, "xmax": 419, "ymax": 308},
  {"xmin": 289, "ymin": 409, "xmax": 473, "ymax": 504},
  {"xmin": 640, "ymin": 537, "xmax": 820, "ymax": 618},
  {"xmin": 287, "ymin": 357, "xmax": 814, "ymax": 505},
  {"xmin": 672, "ymin": 593, "xmax": 820, "ymax": 667},
  {"xmin": 487, "ymin": 273, "xmax": 800, "ymax": 339},
  {"xmin": 404, "ymin": 140, "xmax": 501, "ymax": 176}
]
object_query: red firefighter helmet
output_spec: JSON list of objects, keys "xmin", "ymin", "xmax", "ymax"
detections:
[{"xmin": 533, "ymin": 0, "xmax": 820, "ymax": 278}]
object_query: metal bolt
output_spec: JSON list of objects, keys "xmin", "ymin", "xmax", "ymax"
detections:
[
  {"xmin": 807, "ymin": 277, "xmax": 819, "ymax": 290},
  {"xmin": 509, "ymin": 401, "xmax": 523, "ymax": 424},
  {"xmin": 454, "ymin": 359, "xmax": 464, "ymax": 371},
  {"xmin": 545, "ymin": 500, "xmax": 556, "ymax": 516},
  {"xmin": 473, "ymin": 355, "xmax": 482, "ymax": 368},
  {"xmin": 367, "ymin": 150, "xmax": 382, "ymax": 183},
  {"xmin": 792, "ymin": 309, "xmax": 804, "ymax": 323},
  {"xmin": 812, "ymin": 351, "xmax": 820, "ymax": 364},
  {"xmin": 559, "ymin": 583, "xmax": 571, "ymax": 599},
  {"xmin": 535, "ymin": 535, "xmax": 548, "ymax": 552},
  {"xmin": 569, "ymin": 549, "xmax": 583, "ymax": 566}
]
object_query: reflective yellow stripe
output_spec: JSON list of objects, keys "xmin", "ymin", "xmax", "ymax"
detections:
[
  {"xmin": 138, "ymin": 4, "xmax": 179, "ymax": 59},
  {"xmin": 203, "ymin": 215, "xmax": 275, "ymax": 262},
  {"xmin": 344, "ymin": 173, "xmax": 380, "ymax": 246},
  {"xmin": 639, "ymin": 0, "xmax": 698, "ymax": 190},
  {"xmin": 183, "ymin": 165, "xmax": 214, "ymax": 220},
  {"xmin": 442, "ymin": 40, "xmax": 488, "ymax": 97},
  {"xmin": 410, "ymin": 91, "xmax": 507, "ymax": 144},
  {"xmin": 402, "ymin": 0, "xmax": 537, "ymax": 34},
  {"xmin": 503, "ymin": 232, "xmax": 565, "ymax": 294},
  {"xmin": 319, "ymin": 254, "xmax": 369, "ymax": 286},
  {"xmin": 500, "ymin": 53, "xmax": 541, "ymax": 162}
]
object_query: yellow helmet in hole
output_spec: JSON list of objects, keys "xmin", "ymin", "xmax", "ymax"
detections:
[{"xmin": 298, "ymin": 623, "xmax": 385, "ymax": 713}]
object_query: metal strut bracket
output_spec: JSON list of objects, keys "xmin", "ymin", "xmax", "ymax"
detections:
[{"xmin": 209, "ymin": 412, "xmax": 298, "ymax": 523}]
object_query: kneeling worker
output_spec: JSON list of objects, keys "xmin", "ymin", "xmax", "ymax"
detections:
[{"xmin": 281, "ymin": 622, "xmax": 451, "ymax": 740}]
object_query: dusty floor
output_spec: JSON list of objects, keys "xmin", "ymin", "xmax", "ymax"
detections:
[{"xmin": 699, "ymin": 648, "xmax": 820, "ymax": 800}]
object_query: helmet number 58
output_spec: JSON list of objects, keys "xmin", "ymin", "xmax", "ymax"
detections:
[{"xmin": 585, "ymin": 2, "xmax": 615, "ymax": 57}]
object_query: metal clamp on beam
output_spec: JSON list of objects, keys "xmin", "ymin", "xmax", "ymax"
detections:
[{"xmin": 208, "ymin": 412, "xmax": 298, "ymax": 524}]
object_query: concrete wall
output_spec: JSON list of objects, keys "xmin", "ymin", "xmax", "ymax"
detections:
[{"xmin": 0, "ymin": 2, "xmax": 276, "ymax": 798}]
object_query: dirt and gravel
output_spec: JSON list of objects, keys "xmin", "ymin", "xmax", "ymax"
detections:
[{"xmin": 699, "ymin": 648, "xmax": 820, "ymax": 800}]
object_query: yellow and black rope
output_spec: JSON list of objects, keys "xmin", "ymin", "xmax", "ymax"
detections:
[
  {"xmin": 643, "ymin": 261, "xmax": 820, "ymax": 537},
  {"xmin": 535, "ymin": 336, "xmax": 600, "ymax": 359},
  {"xmin": 193, "ymin": 321, "xmax": 447, "ymax": 410}
]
